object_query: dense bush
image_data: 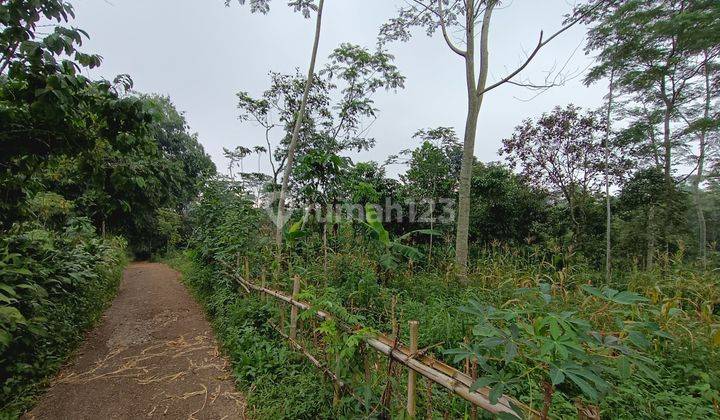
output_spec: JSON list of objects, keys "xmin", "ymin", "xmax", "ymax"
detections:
[{"xmin": 0, "ymin": 217, "xmax": 127, "ymax": 416}]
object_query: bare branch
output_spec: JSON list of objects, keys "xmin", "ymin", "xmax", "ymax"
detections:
[
  {"xmin": 437, "ymin": 0, "xmax": 467, "ymax": 57},
  {"xmin": 479, "ymin": 4, "xmax": 595, "ymax": 96}
]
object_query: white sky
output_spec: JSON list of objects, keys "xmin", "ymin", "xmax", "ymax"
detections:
[{"xmin": 71, "ymin": 0, "xmax": 608, "ymax": 177}]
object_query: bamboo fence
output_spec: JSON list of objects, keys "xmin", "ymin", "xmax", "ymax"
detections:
[{"xmin": 225, "ymin": 263, "xmax": 539, "ymax": 419}]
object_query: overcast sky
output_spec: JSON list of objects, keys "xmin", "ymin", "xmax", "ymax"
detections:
[{"xmin": 71, "ymin": 0, "xmax": 608, "ymax": 177}]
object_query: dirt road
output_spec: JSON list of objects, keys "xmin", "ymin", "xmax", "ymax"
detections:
[{"xmin": 25, "ymin": 262, "xmax": 245, "ymax": 419}]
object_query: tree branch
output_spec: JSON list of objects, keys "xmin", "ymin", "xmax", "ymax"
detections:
[
  {"xmin": 437, "ymin": 0, "xmax": 467, "ymax": 57},
  {"xmin": 479, "ymin": 4, "xmax": 594, "ymax": 96},
  {"xmin": 408, "ymin": 0, "xmax": 467, "ymax": 57}
]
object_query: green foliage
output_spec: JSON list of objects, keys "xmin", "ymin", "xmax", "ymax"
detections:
[
  {"xmin": 469, "ymin": 163, "xmax": 548, "ymax": 245},
  {"xmin": 363, "ymin": 203, "xmax": 437, "ymax": 272},
  {"xmin": 183, "ymin": 183, "xmax": 720, "ymax": 418},
  {"xmin": 0, "ymin": 218, "xmax": 126, "ymax": 416},
  {"xmin": 449, "ymin": 285, "xmax": 661, "ymax": 413},
  {"xmin": 0, "ymin": 1, "xmax": 215, "ymax": 256}
]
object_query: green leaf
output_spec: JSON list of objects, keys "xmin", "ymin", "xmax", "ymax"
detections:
[
  {"xmin": 612, "ymin": 291, "xmax": 648, "ymax": 305},
  {"xmin": 628, "ymin": 331, "xmax": 651, "ymax": 349},
  {"xmin": 488, "ymin": 382, "xmax": 505, "ymax": 405},
  {"xmin": 469, "ymin": 376, "xmax": 495, "ymax": 392},
  {"xmin": 617, "ymin": 356, "xmax": 631, "ymax": 379},
  {"xmin": 580, "ymin": 285, "xmax": 604, "ymax": 298},
  {"xmin": 566, "ymin": 371, "xmax": 598, "ymax": 401},
  {"xmin": 549, "ymin": 365, "xmax": 565, "ymax": 385},
  {"xmin": 504, "ymin": 341, "xmax": 518, "ymax": 363},
  {"xmin": 549, "ymin": 319, "xmax": 562, "ymax": 340},
  {"xmin": 0, "ymin": 307, "xmax": 26, "ymax": 325},
  {"xmin": 0, "ymin": 329, "xmax": 11, "ymax": 348}
]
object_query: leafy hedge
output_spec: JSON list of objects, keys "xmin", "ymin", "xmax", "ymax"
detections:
[{"xmin": 0, "ymin": 218, "xmax": 127, "ymax": 417}]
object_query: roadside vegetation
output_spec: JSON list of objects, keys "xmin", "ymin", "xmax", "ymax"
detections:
[
  {"xmin": 170, "ymin": 170, "xmax": 719, "ymax": 418},
  {"xmin": 2, "ymin": 0, "xmax": 720, "ymax": 419},
  {"xmin": 0, "ymin": 1, "xmax": 214, "ymax": 415}
]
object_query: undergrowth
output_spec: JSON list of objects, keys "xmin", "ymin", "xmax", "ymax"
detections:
[
  {"xmin": 170, "ymin": 240, "xmax": 720, "ymax": 418},
  {"xmin": 165, "ymin": 251, "xmax": 343, "ymax": 419},
  {"xmin": 0, "ymin": 218, "xmax": 127, "ymax": 418}
]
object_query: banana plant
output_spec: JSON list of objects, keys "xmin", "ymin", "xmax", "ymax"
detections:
[
  {"xmin": 284, "ymin": 220, "xmax": 309, "ymax": 248},
  {"xmin": 363, "ymin": 203, "xmax": 438, "ymax": 272}
]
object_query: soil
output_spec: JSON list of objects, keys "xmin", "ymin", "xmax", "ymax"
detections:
[{"xmin": 24, "ymin": 262, "xmax": 245, "ymax": 420}]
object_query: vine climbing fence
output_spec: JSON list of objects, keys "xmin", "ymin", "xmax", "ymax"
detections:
[{"xmin": 224, "ymin": 259, "xmax": 538, "ymax": 419}]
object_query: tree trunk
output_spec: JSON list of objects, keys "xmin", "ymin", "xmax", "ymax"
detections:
[
  {"xmin": 455, "ymin": 1, "xmax": 494, "ymax": 283},
  {"xmin": 647, "ymin": 206, "xmax": 656, "ymax": 270},
  {"xmin": 604, "ymin": 71, "xmax": 615, "ymax": 284},
  {"xmin": 694, "ymin": 56, "xmax": 710, "ymax": 270},
  {"xmin": 661, "ymin": 105, "xmax": 673, "ymax": 250},
  {"xmin": 275, "ymin": 0, "xmax": 325, "ymax": 263},
  {"xmin": 455, "ymin": 99, "xmax": 480, "ymax": 281}
]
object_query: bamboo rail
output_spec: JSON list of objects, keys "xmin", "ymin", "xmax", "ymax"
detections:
[{"xmin": 226, "ymin": 268, "xmax": 536, "ymax": 418}]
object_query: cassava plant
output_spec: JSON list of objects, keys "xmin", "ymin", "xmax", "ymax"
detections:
[{"xmin": 447, "ymin": 284, "xmax": 665, "ymax": 418}]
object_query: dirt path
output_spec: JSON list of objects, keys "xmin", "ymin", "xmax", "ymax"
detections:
[{"xmin": 25, "ymin": 262, "xmax": 245, "ymax": 420}]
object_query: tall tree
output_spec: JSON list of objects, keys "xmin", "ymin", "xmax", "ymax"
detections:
[
  {"xmin": 583, "ymin": 0, "xmax": 720, "ymax": 256},
  {"xmin": 501, "ymin": 105, "xmax": 626, "ymax": 247},
  {"xmin": 226, "ymin": 0, "xmax": 328, "ymax": 267},
  {"xmin": 380, "ymin": 1, "xmax": 594, "ymax": 281},
  {"xmin": 275, "ymin": 0, "xmax": 325, "ymax": 256},
  {"xmin": 604, "ymin": 72, "xmax": 616, "ymax": 283},
  {"xmin": 236, "ymin": 44, "xmax": 404, "ymax": 203},
  {"xmin": 685, "ymin": 53, "xmax": 719, "ymax": 268}
]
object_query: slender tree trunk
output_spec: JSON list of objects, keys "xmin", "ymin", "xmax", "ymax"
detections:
[
  {"xmin": 455, "ymin": 1, "xmax": 494, "ymax": 283},
  {"xmin": 647, "ymin": 206, "xmax": 656, "ymax": 270},
  {"xmin": 661, "ymin": 104, "xmax": 673, "ymax": 251},
  {"xmin": 275, "ymin": 0, "xmax": 325, "ymax": 263},
  {"xmin": 694, "ymin": 56, "xmax": 710, "ymax": 270},
  {"xmin": 323, "ymin": 218, "xmax": 328, "ymax": 283},
  {"xmin": 604, "ymin": 71, "xmax": 615, "ymax": 284}
]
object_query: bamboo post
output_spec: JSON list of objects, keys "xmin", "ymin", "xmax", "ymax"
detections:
[
  {"xmin": 290, "ymin": 276, "xmax": 301, "ymax": 340},
  {"xmin": 260, "ymin": 269, "xmax": 267, "ymax": 302},
  {"xmin": 391, "ymin": 296, "xmax": 398, "ymax": 340},
  {"xmin": 279, "ymin": 304, "xmax": 286, "ymax": 333},
  {"xmin": 470, "ymin": 357, "xmax": 478, "ymax": 420},
  {"xmin": 464, "ymin": 336, "xmax": 470, "ymax": 374},
  {"xmin": 228, "ymin": 270, "xmax": 531, "ymax": 418},
  {"xmin": 333, "ymin": 353, "xmax": 341, "ymax": 407},
  {"xmin": 407, "ymin": 320, "xmax": 419, "ymax": 418},
  {"xmin": 244, "ymin": 256, "xmax": 250, "ymax": 280}
]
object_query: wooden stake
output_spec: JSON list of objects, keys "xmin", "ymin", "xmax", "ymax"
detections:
[
  {"xmin": 470, "ymin": 357, "xmax": 478, "ymax": 420},
  {"xmin": 464, "ymin": 336, "xmax": 471, "ymax": 374},
  {"xmin": 260, "ymin": 270, "xmax": 267, "ymax": 302},
  {"xmin": 244, "ymin": 256, "xmax": 250, "ymax": 280},
  {"xmin": 290, "ymin": 276, "xmax": 301, "ymax": 340},
  {"xmin": 279, "ymin": 305, "xmax": 286, "ymax": 333},
  {"xmin": 407, "ymin": 320, "xmax": 419, "ymax": 418},
  {"xmin": 425, "ymin": 382, "xmax": 433, "ymax": 420},
  {"xmin": 391, "ymin": 296, "xmax": 398, "ymax": 340}
]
